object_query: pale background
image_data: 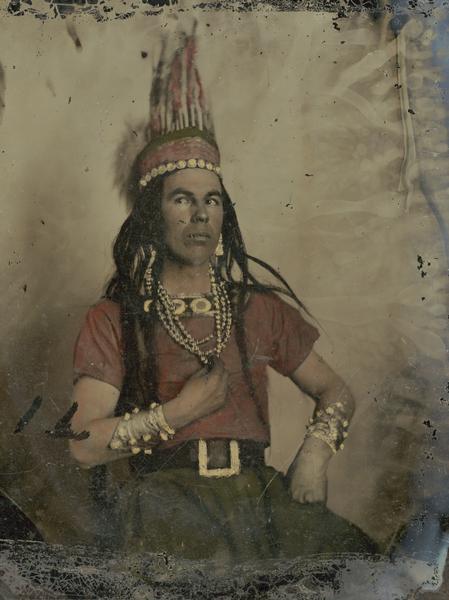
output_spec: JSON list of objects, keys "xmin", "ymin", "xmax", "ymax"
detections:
[{"xmin": 0, "ymin": 5, "xmax": 448, "ymax": 550}]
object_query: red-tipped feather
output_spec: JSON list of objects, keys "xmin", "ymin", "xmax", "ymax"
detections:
[
  {"xmin": 169, "ymin": 50, "xmax": 183, "ymax": 130},
  {"xmin": 185, "ymin": 36, "xmax": 196, "ymax": 127},
  {"xmin": 195, "ymin": 67, "xmax": 206, "ymax": 113}
]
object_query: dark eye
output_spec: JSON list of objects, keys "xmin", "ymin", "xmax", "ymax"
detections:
[
  {"xmin": 173, "ymin": 195, "xmax": 190, "ymax": 205},
  {"xmin": 206, "ymin": 196, "xmax": 222, "ymax": 206}
]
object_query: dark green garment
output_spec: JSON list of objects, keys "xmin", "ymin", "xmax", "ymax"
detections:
[{"xmin": 114, "ymin": 465, "xmax": 377, "ymax": 560}]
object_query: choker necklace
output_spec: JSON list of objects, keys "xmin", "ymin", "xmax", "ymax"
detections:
[
  {"xmin": 169, "ymin": 295, "xmax": 214, "ymax": 317},
  {"xmin": 143, "ymin": 264, "xmax": 233, "ymax": 366}
]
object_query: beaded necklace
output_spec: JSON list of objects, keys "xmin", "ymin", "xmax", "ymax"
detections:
[{"xmin": 144, "ymin": 264, "xmax": 233, "ymax": 367}]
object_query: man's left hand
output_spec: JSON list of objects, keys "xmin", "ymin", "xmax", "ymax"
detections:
[{"xmin": 288, "ymin": 437, "xmax": 333, "ymax": 504}]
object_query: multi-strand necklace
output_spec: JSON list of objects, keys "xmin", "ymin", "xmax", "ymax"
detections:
[{"xmin": 144, "ymin": 264, "xmax": 233, "ymax": 367}]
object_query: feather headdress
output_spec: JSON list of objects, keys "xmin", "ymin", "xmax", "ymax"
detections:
[{"xmin": 115, "ymin": 27, "xmax": 221, "ymax": 206}]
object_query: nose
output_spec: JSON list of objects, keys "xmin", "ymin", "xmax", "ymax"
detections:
[{"xmin": 191, "ymin": 201, "xmax": 209, "ymax": 224}]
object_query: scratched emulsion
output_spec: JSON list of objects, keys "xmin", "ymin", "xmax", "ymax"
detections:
[
  {"xmin": 0, "ymin": 0, "xmax": 443, "ymax": 20},
  {"xmin": 0, "ymin": 540, "xmax": 438, "ymax": 599},
  {"xmin": 0, "ymin": 2, "xmax": 448, "ymax": 599}
]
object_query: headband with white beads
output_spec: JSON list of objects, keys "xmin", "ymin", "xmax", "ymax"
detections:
[{"xmin": 139, "ymin": 158, "xmax": 222, "ymax": 188}]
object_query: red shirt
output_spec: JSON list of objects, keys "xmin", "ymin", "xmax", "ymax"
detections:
[{"xmin": 73, "ymin": 292, "xmax": 319, "ymax": 445}]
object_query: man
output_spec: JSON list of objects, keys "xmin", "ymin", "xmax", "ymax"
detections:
[{"xmin": 69, "ymin": 31, "xmax": 376, "ymax": 559}]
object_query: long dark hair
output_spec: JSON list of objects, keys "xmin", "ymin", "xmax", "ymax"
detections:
[{"xmin": 104, "ymin": 170, "xmax": 312, "ymax": 417}]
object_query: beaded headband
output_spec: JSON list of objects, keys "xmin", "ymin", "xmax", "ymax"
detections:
[
  {"xmin": 139, "ymin": 159, "xmax": 221, "ymax": 188},
  {"xmin": 138, "ymin": 130, "xmax": 221, "ymax": 189}
]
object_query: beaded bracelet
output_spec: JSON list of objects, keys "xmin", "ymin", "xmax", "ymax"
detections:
[
  {"xmin": 109, "ymin": 403, "xmax": 175, "ymax": 456},
  {"xmin": 304, "ymin": 401, "xmax": 349, "ymax": 454}
]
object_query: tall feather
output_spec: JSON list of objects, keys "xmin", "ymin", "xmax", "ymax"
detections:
[
  {"xmin": 149, "ymin": 38, "xmax": 167, "ymax": 138},
  {"xmin": 169, "ymin": 48, "xmax": 183, "ymax": 130},
  {"xmin": 185, "ymin": 35, "xmax": 196, "ymax": 128}
]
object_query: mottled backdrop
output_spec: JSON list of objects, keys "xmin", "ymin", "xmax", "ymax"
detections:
[{"xmin": 0, "ymin": 0, "xmax": 448, "ymax": 575}]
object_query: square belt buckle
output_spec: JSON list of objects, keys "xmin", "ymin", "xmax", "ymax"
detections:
[{"xmin": 198, "ymin": 439, "xmax": 241, "ymax": 478}]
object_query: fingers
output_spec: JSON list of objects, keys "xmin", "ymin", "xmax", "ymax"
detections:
[
  {"xmin": 191, "ymin": 362, "xmax": 220, "ymax": 380},
  {"xmin": 188, "ymin": 359, "xmax": 228, "ymax": 396},
  {"xmin": 297, "ymin": 492, "xmax": 325, "ymax": 504},
  {"xmin": 204, "ymin": 354, "xmax": 218, "ymax": 373},
  {"xmin": 194, "ymin": 357, "xmax": 224, "ymax": 376},
  {"xmin": 209, "ymin": 357, "xmax": 225, "ymax": 373},
  {"xmin": 190, "ymin": 366, "xmax": 208, "ymax": 379},
  {"xmin": 205, "ymin": 359, "xmax": 228, "ymax": 384},
  {"xmin": 304, "ymin": 490, "xmax": 325, "ymax": 504},
  {"xmin": 291, "ymin": 484, "xmax": 327, "ymax": 505}
]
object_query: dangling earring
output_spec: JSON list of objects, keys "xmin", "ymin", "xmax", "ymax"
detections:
[
  {"xmin": 143, "ymin": 245, "xmax": 157, "ymax": 313},
  {"xmin": 148, "ymin": 245, "xmax": 157, "ymax": 268},
  {"xmin": 215, "ymin": 234, "xmax": 224, "ymax": 257}
]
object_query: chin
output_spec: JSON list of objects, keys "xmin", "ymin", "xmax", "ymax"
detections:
[
  {"xmin": 186, "ymin": 254, "xmax": 213, "ymax": 267},
  {"xmin": 169, "ymin": 248, "xmax": 213, "ymax": 267}
]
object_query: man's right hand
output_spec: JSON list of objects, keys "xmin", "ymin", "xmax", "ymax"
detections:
[{"xmin": 163, "ymin": 358, "xmax": 229, "ymax": 430}]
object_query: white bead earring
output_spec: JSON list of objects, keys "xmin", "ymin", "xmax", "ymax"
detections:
[{"xmin": 215, "ymin": 234, "xmax": 224, "ymax": 257}]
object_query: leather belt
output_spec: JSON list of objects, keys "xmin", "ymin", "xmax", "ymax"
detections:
[{"xmin": 130, "ymin": 439, "xmax": 267, "ymax": 478}]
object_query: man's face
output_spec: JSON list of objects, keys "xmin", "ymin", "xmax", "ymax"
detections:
[{"xmin": 161, "ymin": 169, "xmax": 224, "ymax": 267}]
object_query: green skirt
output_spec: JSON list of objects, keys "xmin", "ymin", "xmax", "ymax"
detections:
[{"xmin": 113, "ymin": 464, "xmax": 377, "ymax": 560}]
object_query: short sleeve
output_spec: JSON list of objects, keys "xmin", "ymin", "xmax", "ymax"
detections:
[
  {"xmin": 73, "ymin": 300, "xmax": 124, "ymax": 391},
  {"xmin": 265, "ymin": 293, "xmax": 320, "ymax": 376}
]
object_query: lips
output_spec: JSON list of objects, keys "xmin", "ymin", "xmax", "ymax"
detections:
[{"xmin": 186, "ymin": 232, "xmax": 211, "ymax": 242}]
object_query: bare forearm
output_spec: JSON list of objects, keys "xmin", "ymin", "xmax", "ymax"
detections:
[
  {"xmin": 69, "ymin": 416, "xmax": 131, "ymax": 468},
  {"xmin": 70, "ymin": 391, "xmax": 204, "ymax": 468},
  {"xmin": 291, "ymin": 352, "xmax": 355, "ymax": 425},
  {"xmin": 163, "ymin": 390, "xmax": 209, "ymax": 430},
  {"xmin": 315, "ymin": 378, "xmax": 355, "ymax": 421}
]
